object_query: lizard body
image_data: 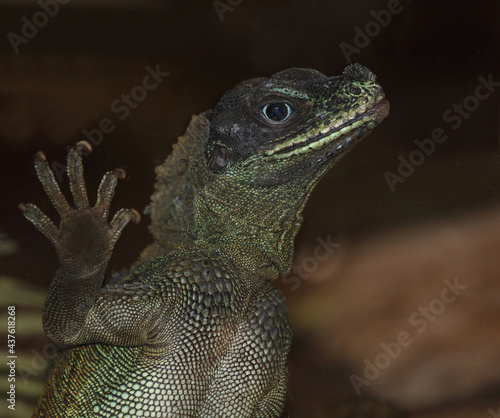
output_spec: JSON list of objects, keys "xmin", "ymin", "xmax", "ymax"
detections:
[{"xmin": 22, "ymin": 64, "xmax": 389, "ymax": 417}]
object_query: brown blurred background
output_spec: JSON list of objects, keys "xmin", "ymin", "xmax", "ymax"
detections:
[{"xmin": 0, "ymin": 0, "xmax": 499, "ymax": 416}]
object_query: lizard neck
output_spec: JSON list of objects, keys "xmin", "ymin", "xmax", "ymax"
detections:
[
  {"xmin": 193, "ymin": 178, "xmax": 311, "ymax": 275},
  {"xmin": 146, "ymin": 114, "xmax": 317, "ymax": 276}
]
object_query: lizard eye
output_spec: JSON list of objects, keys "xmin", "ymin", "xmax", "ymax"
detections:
[
  {"xmin": 208, "ymin": 145, "xmax": 230, "ymax": 172},
  {"xmin": 261, "ymin": 102, "xmax": 292, "ymax": 122}
]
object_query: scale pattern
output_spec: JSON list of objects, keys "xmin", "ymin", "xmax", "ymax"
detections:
[{"xmin": 33, "ymin": 254, "xmax": 292, "ymax": 417}]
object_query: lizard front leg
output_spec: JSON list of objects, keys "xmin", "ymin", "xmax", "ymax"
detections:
[{"xmin": 20, "ymin": 141, "xmax": 140, "ymax": 345}]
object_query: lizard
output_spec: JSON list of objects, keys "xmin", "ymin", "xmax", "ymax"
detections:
[{"xmin": 21, "ymin": 63, "xmax": 390, "ymax": 417}]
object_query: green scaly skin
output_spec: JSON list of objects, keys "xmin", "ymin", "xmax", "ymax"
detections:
[{"xmin": 22, "ymin": 64, "xmax": 389, "ymax": 417}]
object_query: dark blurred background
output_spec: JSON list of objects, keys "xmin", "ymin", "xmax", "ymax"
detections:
[{"xmin": 0, "ymin": 0, "xmax": 499, "ymax": 416}]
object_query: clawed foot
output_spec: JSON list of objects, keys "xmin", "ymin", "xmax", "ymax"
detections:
[{"xmin": 20, "ymin": 141, "xmax": 140, "ymax": 270}]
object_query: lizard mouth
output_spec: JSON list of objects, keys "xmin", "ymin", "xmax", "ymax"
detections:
[{"xmin": 265, "ymin": 98, "xmax": 390, "ymax": 159}]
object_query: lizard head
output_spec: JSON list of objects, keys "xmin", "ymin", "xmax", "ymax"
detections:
[
  {"xmin": 150, "ymin": 64, "xmax": 389, "ymax": 272},
  {"xmin": 205, "ymin": 63, "xmax": 389, "ymax": 186}
]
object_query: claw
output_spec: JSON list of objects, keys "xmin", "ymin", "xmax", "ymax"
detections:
[
  {"xmin": 114, "ymin": 168, "xmax": 127, "ymax": 180},
  {"xmin": 35, "ymin": 151, "xmax": 47, "ymax": 162},
  {"xmin": 109, "ymin": 208, "xmax": 141, "ymax": 246},
  {"xmin": 18, "ymin": 203, "xmax": 28, "ymax": 212},
  {"xmin": 130, "ymin": 209, "xmax": 141, "ymax": 224},
  {"xmin": 76, "ymin": 140, "xmax": 92, "ymax": 155}
]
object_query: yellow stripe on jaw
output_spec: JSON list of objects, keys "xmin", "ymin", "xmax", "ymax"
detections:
[
  {"xmin": 263, "ymin": 95, "xmax": 385, "ymax": 159},
  {"xmin": 264, "ymin": 118, "xmax": 366, "ymax": 159}
]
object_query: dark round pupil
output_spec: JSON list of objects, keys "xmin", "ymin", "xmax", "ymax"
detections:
[{"xmin": 265, "ymin": 103, "xmax": 288, "ymax": 121}]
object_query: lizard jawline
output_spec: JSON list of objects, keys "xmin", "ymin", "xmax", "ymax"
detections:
[{"xmin": 265, "ymin": 98, "xmax": 389, "ymax": 159}]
